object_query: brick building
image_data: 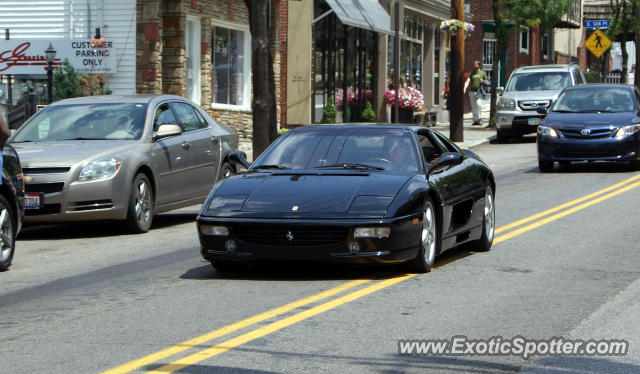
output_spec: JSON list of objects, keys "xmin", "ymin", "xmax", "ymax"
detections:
[{"xmin": 464, "ymin": 0, "xmax": 582, "ymax": 92}]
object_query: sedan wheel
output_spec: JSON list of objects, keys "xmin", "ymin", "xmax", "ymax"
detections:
[
  {"xmin": 0, "ymin": 196, "xmax": 15, "ymax": 271},
  {"xmin": 407, "ymin": 199, "xmax": 438, "ymax": 273},
  {"xmin": 538, "ymin": 158, "xmax": 554, "ymax": 172},
  {"xmin": 219, "ymin": 161, "xmax": 235, "ymax": 180},
  {"xmin": 124, "ymin": 174, "xmax": 154, "ymax": 233}
]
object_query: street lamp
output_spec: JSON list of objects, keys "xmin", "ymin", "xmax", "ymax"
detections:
[{"xmin": 45, "ymin": 43, "xmax": 56, "ymax": 104}]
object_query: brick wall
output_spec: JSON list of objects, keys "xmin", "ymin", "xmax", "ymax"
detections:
[{"xmin": 136, "ymin": 0, "xmax": 163, "ymax": 93}]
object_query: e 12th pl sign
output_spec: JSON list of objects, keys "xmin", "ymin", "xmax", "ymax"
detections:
[
  {"xmin": 0, "ymin": 39, "xmax": 117, "ymax": 75},
  {"xmin": 584, "ymin": 20, "xmax": 610, "ymax": 29}
]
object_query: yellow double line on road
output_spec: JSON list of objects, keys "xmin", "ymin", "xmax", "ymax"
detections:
[{"xmin": 103, "ymin": 173, "xmax": 640, "ymax": 374}]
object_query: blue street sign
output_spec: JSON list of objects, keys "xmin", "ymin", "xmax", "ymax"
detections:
[{"xmin": 584, "ymin": 20, "xmax": 610, "ymax": 29}]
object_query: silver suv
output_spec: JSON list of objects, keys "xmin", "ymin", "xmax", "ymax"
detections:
[{"xmin": 496, "ymin": 64, "xmax": 586, "ymax": 141}]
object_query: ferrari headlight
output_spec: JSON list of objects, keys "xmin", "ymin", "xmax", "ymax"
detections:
[
  {"xmin": 497, "ymin": 98, "xmax": 515, "ymax": 110},
  {"xmin": 79, "ymin": 158, "xmax": 122, "ymax": 181},
  {"xmin": 354, "ymin": 227, "xmax": 391, "ymax": 238},
  {"xmin": 537, "ymin": 126, "xmax": 558, "ymax": 138},
  {"xmin": 614, "ymin": 124, "xmax": 640, "ymax": 138},
  {"xmin": 199, "ymin": 225, "xmax": 229, "ymax": 236}
]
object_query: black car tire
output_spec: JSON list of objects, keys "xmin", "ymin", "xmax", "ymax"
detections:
[
  {"xmin": 219, "ymin": 161, "xmax": 235, "ymax": 180},
  {"xmin": 496, "ymin": 130, "xmax": 509, "ymax": 143},
  {"xmin": 406, "ymin": 199, "xmax": 439, "ymax": 273},
  {"xmin": 472, "ymin": 185, "xmax": 495, "ymax": 252},
  {"xmin": 124, "ymin": 173, "xmax": 154, "ymax": 233},
  {"xmin": 0, "ymin": 195, "xmax": 16, "ymax": 271},
  {"xmin": 538, "ymin": 159, "xmax": 554, "ymax": 172}
]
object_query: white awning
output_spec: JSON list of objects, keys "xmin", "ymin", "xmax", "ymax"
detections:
[{"xmin": 320, "ymin": 0, "xmax": 394, "ymax": 35}]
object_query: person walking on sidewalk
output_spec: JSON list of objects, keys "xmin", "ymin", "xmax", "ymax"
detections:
[{"xmin": 464, "ymin": 60, "xmax": 487, "ymax": 126}]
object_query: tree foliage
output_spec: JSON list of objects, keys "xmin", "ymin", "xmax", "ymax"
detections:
[{"xmin": 52, "ymin": 59, "xmax": 112, "ymax": 101}]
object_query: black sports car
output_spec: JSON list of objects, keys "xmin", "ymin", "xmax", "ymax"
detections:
[{"xmin": 196, "ymin": 125, "xmax": 495, "ymax": 273}]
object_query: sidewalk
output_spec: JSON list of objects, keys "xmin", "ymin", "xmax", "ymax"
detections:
[{"xmin": 431, "ymin": 99, "xmax": 496, "ymax": 149}]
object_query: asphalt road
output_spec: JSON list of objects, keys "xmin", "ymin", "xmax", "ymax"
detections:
[{"xmin": 2, "ymin": 136, "xmax": 640, "ymax": 373}]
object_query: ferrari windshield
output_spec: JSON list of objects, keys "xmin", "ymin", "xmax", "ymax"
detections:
[
  {"xmin": 551, "ymin": 87, "xmax": 636, "ymax": 113},
  {"xmin": 253, "ymin": 128, "xmax": 422, "ymax": 174},
  {"xmin": 12, "ymin": 103, "xmax": 148, "ymax": 142}
]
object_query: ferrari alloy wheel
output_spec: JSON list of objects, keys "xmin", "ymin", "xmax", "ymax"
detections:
[
  {"xmin": 0, "ymin": 196, "xmax": 16, "ymax": 271},
  {"xmin": 474, "ymin": 185, "xmax": 495, "ymax": 252},
  {"xmin": 407, "ymin": 199, "xmax": 438, "ymax": 273},
  {"xmin": 125, "ymin": 174, "xmax": 154, "ymax": 233}
]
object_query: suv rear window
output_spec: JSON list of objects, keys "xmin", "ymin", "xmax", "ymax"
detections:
[{"xmin": 506, "ymin": 72, "xmax": 571, "ymax": 91}]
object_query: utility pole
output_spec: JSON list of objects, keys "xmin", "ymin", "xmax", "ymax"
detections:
[{"xmin": 449, "ymin": 0, "xmax": 465, "ymax": 142}]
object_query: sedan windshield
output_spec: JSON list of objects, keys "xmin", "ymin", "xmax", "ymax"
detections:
[
  {"xmin": 551, "ymin": 87, "xmax": 635, "ymax": 113},
  {"xmin": 506, "ymin": 72, "xmax": 571, "ymax": 91},
  {"xmin": 253, "ymin": 128, "xmax": 422, "ymax": 174},
  {"xmin": 12, "ymin": 103, "xmax": 148, "ymax": 142}
]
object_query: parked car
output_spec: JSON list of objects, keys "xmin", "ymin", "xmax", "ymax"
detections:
[
  {"xmin": 536, "ymin": 84, "xmax": 640, "ymax": 172},
  {"xmin": 9, "ymin": 95, "xmax": 239, "ymax": 233},
  {"xmin": 496, "ymin": 63, "xmax": 586, "ymax": 142},
  {"xmin": 197, "ymin": 124, "xmax": 495, "ymax": 273},
  {"xmin": 0, "ymin": 144, "xmax": 25, "ymax": 271}
]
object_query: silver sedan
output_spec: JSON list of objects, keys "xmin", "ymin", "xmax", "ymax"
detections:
[{"xmin": 9, "ymin": 94, "xmax": 239, "ymax": 233}]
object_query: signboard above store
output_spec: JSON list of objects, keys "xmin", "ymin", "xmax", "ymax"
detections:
[
  {"xmin": 584, "ymin": 20, "xmax": 610, "ymax": 29},
  {"xmin": 0, "ymin": 39, "xmax": 117, "ymax": 75}
]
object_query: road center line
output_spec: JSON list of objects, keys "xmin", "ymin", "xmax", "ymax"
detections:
[
  {"xmin": 495, "ymin": 173, "xmax": 640, "ymax": 235},
  {"xmin": 147, "ymin": 274, "xmax": 417, "ymax": 374},
  {"xmin": 105, "ymin": 175, "xmax": 640, "ymax": 373},
  {"xmin": 101, "ymin": 278, "xmax": 372, "ymax": 374},
  {"xmin": 494, "ymin": 181, "xmax": 640, "ymax": 244}
]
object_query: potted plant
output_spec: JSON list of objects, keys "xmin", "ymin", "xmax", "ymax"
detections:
[{"xmin": 384, "ymin": 87, "xmax": 425, "ymax": 123}]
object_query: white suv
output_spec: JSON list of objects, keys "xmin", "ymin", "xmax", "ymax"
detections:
[{"xmin": 496, "ymin": 64, "xmax": 586, "ymax": 142}]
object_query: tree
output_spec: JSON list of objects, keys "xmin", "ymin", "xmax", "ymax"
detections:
[
  {"xmin": 52, "ymin": 59, "xmax": 112, "ymax": 101},
  {"xmin": 243, "ymin": 0, "xmax": 278, "ymax": 160},
  {"xmin": 486, "ymin": 0, "xmax": 573, "ymax": 128},
  {"xmin": 609, "ymin": 0, "xmax": 635, "ymax": 84},
  {"xmin": 449, "ymin": 0, "xmax": 465, "ymax": 142}
]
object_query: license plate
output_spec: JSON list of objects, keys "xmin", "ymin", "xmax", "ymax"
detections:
[
  {"xmin": 25, "ymin": 193, "xmax": 42, "ymax": 209},
  {"xmin": 528, "ymin": 118, "xmax": 542, "ymax": 126}
]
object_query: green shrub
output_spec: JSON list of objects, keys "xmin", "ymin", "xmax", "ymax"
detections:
[
  {"xmin": 321, "ymin": 97, "xmax": 337, "ymax": 123},
  {"xmin": 53, "ymin": 59, "xmax": 112, "ymax": 101},
  {"xmin": 277, "ymin": 127, "xmax": 289, "ymax": 135},
  {"xmin": 585, "ymin": 70, "xmax": 600, "ymax": 83},
  {"xmin": 360, "ymin": 101, "xmax": 376, "ymax": 121}
]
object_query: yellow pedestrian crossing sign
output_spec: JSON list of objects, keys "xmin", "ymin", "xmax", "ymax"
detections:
[{"xmin": 585, "ymin": 29, "xmax": 611, "ymax": 58}]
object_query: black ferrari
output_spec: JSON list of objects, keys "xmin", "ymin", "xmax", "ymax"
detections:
[{"xmin": 196, "ymin": 125, "xmax": 495, "ymax": 273}]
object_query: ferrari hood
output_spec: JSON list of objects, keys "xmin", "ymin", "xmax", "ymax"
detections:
[{"xmin": 209, "ymin": 172, "xmax": 412, "ymax": 217}]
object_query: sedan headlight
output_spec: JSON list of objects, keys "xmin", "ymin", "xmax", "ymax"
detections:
[
  {"xmin": 354, "ymin": 227, "xmax": 391, "ymax": 238},
  {"xmin": 537, "ymin": 126, "xmax": 558, "ymax": 138},
  {"xmin": 497, "ymin": 98, "xmax": 515, "ymax": 110},
  {"xmin": 79, "ymin": 158, "xmax": 122, "ymax": 181},
  {"xmin": 614, "ymin": 124, "xmax": 640, "ymax": 138}
]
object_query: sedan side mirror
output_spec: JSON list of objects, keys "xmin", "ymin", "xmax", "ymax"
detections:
[
  {"xmin": 229, "ymin": 151, "xmax": 251, "ymax": 169},
  {"xmin": 536, "ymin": 106, "xmax": 548, "ymax": 115},
  {"xmin": 153, "ymin": 124, "xmax": 182, "ymax": 140},
  {"xmin": 428, "ymin": 152, "xmax": 463, "ymax": 174},
  {"xmin": 497, "ymin": 86, "xmax": 504, "ymax": 95}
]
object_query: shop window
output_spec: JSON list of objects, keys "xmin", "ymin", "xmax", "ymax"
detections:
[{"xmin": 211, "ymin": 24, "xmax": 251, "ymax": 109}]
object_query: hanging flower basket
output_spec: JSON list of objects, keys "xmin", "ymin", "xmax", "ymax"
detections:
[{"xmin": 440, "ymin": 19, "xmax": 475, "ymax": 37}]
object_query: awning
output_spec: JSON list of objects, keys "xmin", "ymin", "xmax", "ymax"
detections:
[{"xmin": 320, "ymin": 0, "xmax": 393, "ymax": 35}]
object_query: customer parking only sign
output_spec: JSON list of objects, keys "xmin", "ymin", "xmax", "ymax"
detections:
[{"xmin": 0, "ymin": 39, "xmax": 117, "ymax": 74}]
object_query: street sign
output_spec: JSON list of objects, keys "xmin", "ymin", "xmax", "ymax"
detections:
[
  {"xmin": 584, "ymin": 20, "xmax": 610, "ymax": 29},
  {"xmin": 584, "ymin": 29, "xmax": 612, "ymax": 58}
]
